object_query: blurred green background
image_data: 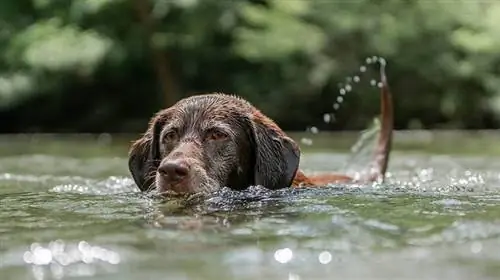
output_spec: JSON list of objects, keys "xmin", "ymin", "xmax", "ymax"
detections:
[{"xmin": 1, "ymin": 0, "xmax": 499, "ymax": 133}]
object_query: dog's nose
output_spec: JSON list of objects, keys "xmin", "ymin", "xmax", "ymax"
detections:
[{"xmin": 158, "ymin": 160, "xmax": 189, "ymax": 182}]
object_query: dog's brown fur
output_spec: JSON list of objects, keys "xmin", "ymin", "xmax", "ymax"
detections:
[{"xmin": 128, "ymin": 65, "xmax": 393, "ymax": 194}]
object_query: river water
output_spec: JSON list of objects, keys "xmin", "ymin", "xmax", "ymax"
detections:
[{"xmin": 1, "ymin": 134, "xmax": 500, "ymax": 280}]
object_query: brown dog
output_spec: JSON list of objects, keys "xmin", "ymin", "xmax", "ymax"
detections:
[{"xmin": 128, "ymin": 65, "xmax": 393, "ymax": 194}]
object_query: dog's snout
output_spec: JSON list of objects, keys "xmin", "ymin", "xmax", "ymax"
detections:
[{"xmin": 158, "ymin": 160, "xmax": 190, "ymax": 182}]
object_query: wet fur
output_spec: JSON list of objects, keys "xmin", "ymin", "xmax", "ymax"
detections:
[{"xmin": 128, "ymin": 65, "xmax": 393, "ymax": 194}]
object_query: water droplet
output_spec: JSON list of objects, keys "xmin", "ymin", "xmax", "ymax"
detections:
[
  {"xmin": 379, "ymin": 57, "xmax": 386, "ymax": 66},
  {"xmin": 360, "ymin": 65, "xmax": 367, "ymax": 72},
  {"xmin": 318, "ymin": 251, "xmax": 332, "ymax": 264},
  {"xmin": 310, "ymin": 126, "xmax": 319, "ymax": 134},
  {"xmin": 333, "ymin": 104, "xmax": 340, "ymax": 110},
  {"xmin": 353, "ymin": 76, "xmax": 360, "ymax": 83},
  {"xmin": 23, "ymin": 251, "xmax": 34, "ymax": 264},
  {"xmin": 300, "ymin": 138, "xmax": 313, "ymax": 146},
  {"xmin": 323, "ymin": 113, "xmax": 331, "ymax": 123},
  {"xmin": 345, "ymin": 84, "xmax": 352, "ymax": 92},
  {"xmin": 339, "ymin": 88, "xmax": 346, "ymax": 95},
  {"xmin": 366, "ymin": 57, "xmax": 372, "ymax": 64},
  {"xmin": 107, "ymin": 252, "xmax": 121, "ymax": 265},
  {"xmin": 377, "ymin": 82, "xmax": 383, "ymax": 88},
  {"xmin": 78, "ymin": 241, "xmax": 91, "ymax": 252},
  {"xmin": 274, "ymin": 248, "xmax": 293, "ymax": 264},
  {"xmin": 370, "ymin": 79, "xmax": 377, "ymax": 86},
  {"xmin": 372, "ymin": 56, "xmax": 378, "ymax": 62},
  {"xmin": 33, "ymin": 247, "xmax": 53, "ymax": 265},
  {"xmin": 471, "ymin": 242, "xmax": 482, "ymax": 254},
  {"xmin": 337, "ymin": 96, "xmax": 344, "ymax": 103}
]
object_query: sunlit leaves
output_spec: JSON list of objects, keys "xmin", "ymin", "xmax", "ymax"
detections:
[
  {"xmin": 451, "ymin": 3, "xmax": 500, "ymax": 55},
  {"xmin": 8, "ymin": 19, "xmax": 112, "ymax": 74},
  {"xmin": 0, "ymin": 72, "xmax": 35, "ymax": 107},
  {"xmin": 234, "ymin": 0, "xmax": 325, "ymax": 61}
]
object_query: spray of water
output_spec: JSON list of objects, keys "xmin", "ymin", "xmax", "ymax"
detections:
[{"xmin": 300, "ymin": 56, "xmax": 387, "ymax": 149}]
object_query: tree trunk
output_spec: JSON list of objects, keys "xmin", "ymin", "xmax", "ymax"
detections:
[{"xmin": 134, "ymin": 0, "xmax": 179, "ymax": 107}]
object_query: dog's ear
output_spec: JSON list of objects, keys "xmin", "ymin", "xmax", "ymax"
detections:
[
  {"xmin": 249, "ymin": 111, "xmax": 301, "ymax": 189},
  {"xmin": 128, "ymin": 114, "xmax": 166, "ymax": 192}
]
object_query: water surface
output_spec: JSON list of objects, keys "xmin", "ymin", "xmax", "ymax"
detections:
[{"xmin": 1, "ymin": 133, "xmax": 500, "ymax": 280}]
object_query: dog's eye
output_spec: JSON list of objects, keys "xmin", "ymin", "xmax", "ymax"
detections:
[
  {"xmin": 206, "ymin": 130, "xmax": 228, "ymax": 141},
  {"xmin": 163, "ymin": 130, "xmax": 178, "ymax": 142}
]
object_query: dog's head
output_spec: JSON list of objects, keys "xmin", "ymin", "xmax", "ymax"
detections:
[{"xmin": 128, "ymin": 93, "xmax": 301, "ymax": 194}]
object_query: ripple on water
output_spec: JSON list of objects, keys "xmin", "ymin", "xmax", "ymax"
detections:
[
  {"xmin": 50, "ymin": 176, "xmax": 139, "ymax": 195},
  {"xmin": 2, "ymin": 153, "xmax": 500, "ymax": 279},
  {"xmin": 409, "ymin": 220, "xmax": 500, "ymax": 246}
]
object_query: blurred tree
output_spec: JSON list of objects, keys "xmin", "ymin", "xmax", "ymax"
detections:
[{"xmin": 0, "ymin": 0, "xmax": 499, "ymax": 132}]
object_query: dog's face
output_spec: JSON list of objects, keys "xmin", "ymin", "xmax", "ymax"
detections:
[{"xmin": 128, "ymin": 93, "xmax": 301, "ymax": 194}]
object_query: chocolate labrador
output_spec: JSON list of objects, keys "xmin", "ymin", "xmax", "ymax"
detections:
[{"xmin": 128, "ymin": 65, "xmax": 393, "ymax": 195}]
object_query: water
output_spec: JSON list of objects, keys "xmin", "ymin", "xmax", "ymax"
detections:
[{"xmin": 2, "ymin": 133, "xmax": 500, "ymax": 280}]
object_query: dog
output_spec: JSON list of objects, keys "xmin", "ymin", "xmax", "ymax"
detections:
[{"xmin": 128, "ymin": 65, "xmax": 393, "ymax": 195}]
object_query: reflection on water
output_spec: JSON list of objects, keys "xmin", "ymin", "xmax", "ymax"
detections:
[
  {"xmin": 1, "ymin": 135, "xmax": 500, "ymax": 279},
  {"xmin": 22, "ymin": 240, "xmax": 120, "ymax": 279}
]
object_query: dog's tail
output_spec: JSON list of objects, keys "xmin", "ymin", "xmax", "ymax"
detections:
[
  {"xmin": 362, "ymin": 60, "xmax": 393, "ymax": 182},
  {"xmin": 293, "ymin": 61, "xmax": 394, "ymax": 187}
]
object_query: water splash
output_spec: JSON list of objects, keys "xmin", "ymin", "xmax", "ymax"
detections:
[
  {"xmin": 301, "ymin": 126, "xmax": 319, "ymax": 146},
  {"xmin": 301, "ymin": 56, "xmax": 388, "ymax": 151},
  {"xmin": 342, "ymin": 118, "xmax": 382, "ymax": 180},
  {"xmin": 300, "ymin": 56, "xmax": 386, "ymax": 153},
  {"xmin": 300, "ymin": 56, "xmax": 390, "ymax": 181},
  {"xmin": 318, "ymin": 251, "xmax": 332, "ymax": 264},
  {"xmin": 328, "ymin": 56, "xmax": 387, "ymax": 121}
]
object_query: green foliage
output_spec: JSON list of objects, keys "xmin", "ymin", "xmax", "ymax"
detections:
[
  {"xmin": 9, "ymin": 19, "xmax": 112, "ymax": 73},
  {"xmin": 1, "ymin": 0, "xmax": 500, "ymax": 132},
  {"xmin": 235, "ymin": 0, "xmax": 325, "ymax": 61}
]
